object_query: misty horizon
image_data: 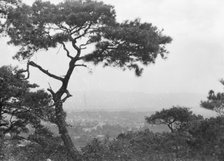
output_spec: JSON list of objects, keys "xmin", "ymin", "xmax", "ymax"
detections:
[{"xmin": 63, "ymin": 91, "xmax": 217, "ymax": 117}]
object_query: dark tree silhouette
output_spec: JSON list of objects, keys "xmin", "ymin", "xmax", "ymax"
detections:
[
  {"xmin": 1, "ymin": 0, "xmax": 172, "ymax": 160},
  {"xmin": 201, "ymin": 80, "xmax": 224, "ymax": 115},
  {"xmin": 146, "ymin": 106, "xmax": 203, "ymax": 132},
  {"xmin": 0, "ymin": 65, "xmax": 53, "ymax": 137}
]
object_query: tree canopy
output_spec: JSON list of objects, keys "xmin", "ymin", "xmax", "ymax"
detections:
[
  {"xmin": 3, "ymin": 0, "xmax": 171, "ymax": 76},
  {"xmin": 201, "ymin": 80, "xmax": 224, "ymax": 115},
  {"xmin": 145, "ymin": 106, "xmax": 203, "ymax": 132}
]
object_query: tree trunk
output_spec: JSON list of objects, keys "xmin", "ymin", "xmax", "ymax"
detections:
[{"xmin": 55, "ymin": 100, "xmax": 82, "ymax": 161}]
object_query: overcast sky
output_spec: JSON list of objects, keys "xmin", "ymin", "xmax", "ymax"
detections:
[{"xmin": 1, "ymin": 0, "xmax": 224, "ymax": 96}]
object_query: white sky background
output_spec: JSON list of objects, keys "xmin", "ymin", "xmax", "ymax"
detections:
[{"xmin": 1, "ymin": 0, "xmax": 224, "ymax": 96}]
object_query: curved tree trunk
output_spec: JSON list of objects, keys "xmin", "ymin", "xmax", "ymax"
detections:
[
  {"xmin": 55, "ymin": 100, "xmax": 82, "ymax": 161},
  {"xmin": 52, "ymin": 57, "xmax": 83, "ymax": 160}
]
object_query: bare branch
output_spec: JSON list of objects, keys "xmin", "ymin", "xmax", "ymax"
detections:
[
  {"xmin": 74, "ymin": 64, "xmax": 87, "ymax": 68},
  {"xmin": 70, "ymin": 25, "xmax": 85, "ymax": 35},
  {"xmin": 61, "ymin": 90, "xmax": 72, "ymax": 103},
  {"xmin": 72, "ymin": 39, "xmax": 81, "ymax": 60},
  {"xmin": 69, "ymin": 23, "xmax": 93, "ymax": 60},
  {"xmin": 59, "ymin": 42, "xmax": 73, "ymax": 59},
  {"xmin": 80, "ymin": 46, "xmax": 87, "ymax": 50},
  {"xmin": 28, "ymin": 61, "xmax": 64, "ymax": 82},
  {"xmin": 47, "ymin": 82, "xmax": 55, "ymax": 96},
  {"xmin": 72, "ymin": 39, "xmax": 80, "ymax": 51},
  {"xmin": 74, "ymin": 23, "xmax": 92, "ymax": 40},
  {"xmin": 56, "ymin": 23, "xmax": 70, "ymax": 33}
]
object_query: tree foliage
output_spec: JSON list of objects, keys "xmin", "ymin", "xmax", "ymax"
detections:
[
  {"xmin": 82, "ymin": 115, "xmax": 224, "ymax": 161},
  {"xmin": 188, "ymin": 116, "xmax": 224, "ymax": 160},
  {"xmin": 3, "ymin": 0, "xmax": 172, "ymax": 75},
  {"xmin": 0, "ymin": 65, "xmax": 53, "ymax": 136},
  {"xmin": 0, "ymin": 0, "xmax": 21, "ymax": 16},
  {"xmin": 201, "ymin": 80, "xmax": 224, "ymax": 115},
  {"xmin": 145, "ymin": 106, "xmax": 203, "ymax": 132},
  {"xmin": 0, "ymin": 0, "xmax": 21, "ymax": 35}
]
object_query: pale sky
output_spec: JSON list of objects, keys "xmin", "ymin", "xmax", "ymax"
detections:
[{"xmin": 1, "ymin": 0, "xmax": 224, "ymax": 96}]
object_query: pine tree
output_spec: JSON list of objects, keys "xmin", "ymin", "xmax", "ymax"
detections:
[{"xmin": 1, "ymin": 0, "xmax": 172, "ymax": 160}]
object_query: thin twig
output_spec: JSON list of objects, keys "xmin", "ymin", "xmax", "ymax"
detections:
[
  {"xmin": 74, "ymin": 64, "xmax": 87, "ymax": 68},
  {"xmin": 47, "ymin": 82, "xmax": 55, "ymax": 96}
]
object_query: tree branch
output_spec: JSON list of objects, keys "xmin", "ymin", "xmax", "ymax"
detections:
[
  {"xmin": 74, "ymin": 23, "xmax": 92, "ymax": 40},
  {"xmin": 47, "ymin": 82, "xmax": 55, "ymax": 96},
  {"xmin": 72, "ymin": 39, "xmax": 81, "ymax": 59},
  {"xmin": 78, "ymin": 46, "xmax": 108, "ymax": 61},
  {"xmin": 59, "ymin": 42, "xmax": 73, "ymax": 59},
  {"xmin": 28, "ymin": 61, "xmax": 64, "ymax": 82},
  {"xmin": 56, "ymin": 23, "xmax": 70, "ymax": 33},
  {"xmin": 61, "ymin": 90, "xmax": 72, "ymax": 103},
  {"xmin": 74, "ymin": 64, "xmax": 87, "ymax": 68},
  {"xmin": 69, "ymin": 23, "xmax": 93, "ymax": 60},
  {"xmin": 70, "ymin": 25, "xmax": 85, "ymax": 35},
  {"xmin": 79, "ymin": 40, "xmax": 92, "ymax": 49}
]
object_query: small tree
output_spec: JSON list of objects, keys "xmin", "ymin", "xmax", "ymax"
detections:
[
  {"xmin": 1, "ymin": 0, "xmax": 172, "ymax": 159},
  {"xmin": 201, "ymin": 80, "xmax": 224, "ymax": 115},
  {"xmin": 145, "ymin": 106, "xmax": 203, "ymax": 132}
]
